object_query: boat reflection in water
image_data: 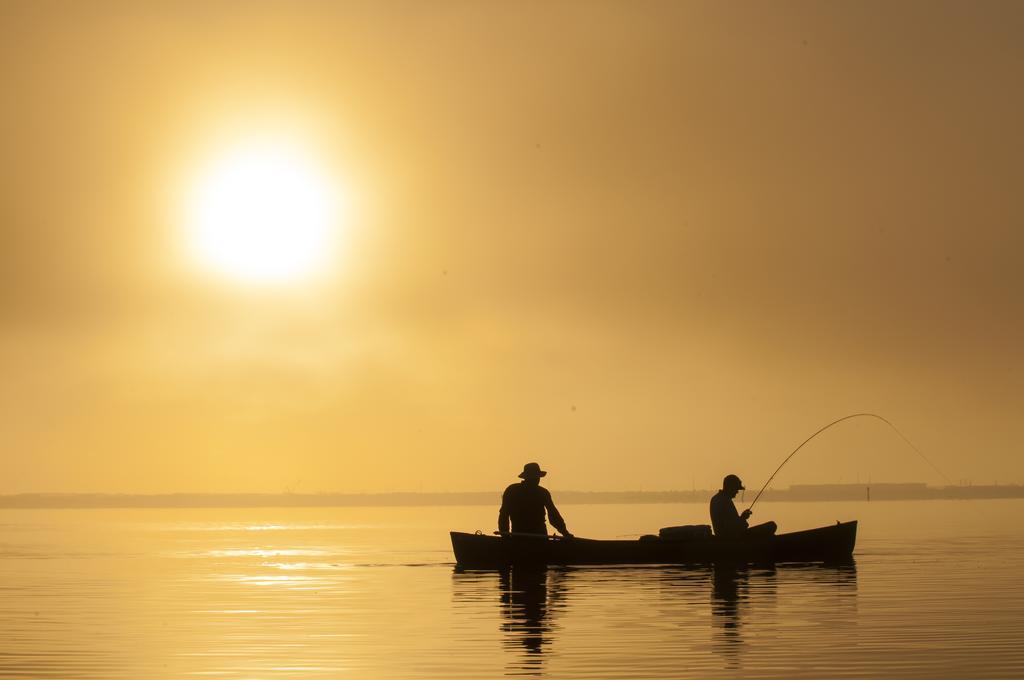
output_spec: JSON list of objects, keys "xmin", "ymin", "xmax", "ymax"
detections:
[
  {"xmin": 451, "ymin": 566, "xmax": 566, "ymax": 676},
  {"xmin": 498, "ymin": 567, "xmax": 565, "ymax": 674},
  {"xmin": 454, "ymin": 560, "xmax": 857, "ymax": 674},
  {"xmin": 705, "ymin": 561, "xmax": 858, "ymax": 668},
  {"xmin": 709, "ymin": 564, "xmax": 777, "ymax": 668}
]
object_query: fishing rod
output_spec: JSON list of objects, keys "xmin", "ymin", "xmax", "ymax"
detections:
[{"xmin": 747, "ymin": 412, "xmax": 951, "ymax": 512}]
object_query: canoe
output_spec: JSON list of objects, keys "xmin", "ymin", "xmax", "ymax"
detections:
[{"xmin": 451, "ymin": 521, "xmax": 857, "ymax": 568}]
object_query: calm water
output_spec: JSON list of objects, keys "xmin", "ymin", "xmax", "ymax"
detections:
[{"xmin": 1, "ymin": 500, "xmax": 1023, "ymax": 679}]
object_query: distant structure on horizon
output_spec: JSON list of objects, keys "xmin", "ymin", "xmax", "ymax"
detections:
[{"xmin": 775, "ymin": 483, "xmax": 929, "ymax": 501}]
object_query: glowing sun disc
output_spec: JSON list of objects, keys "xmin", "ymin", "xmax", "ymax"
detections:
[{"xmin": 185, "ymin": 140, "xmax": 339, "ymax": 283}]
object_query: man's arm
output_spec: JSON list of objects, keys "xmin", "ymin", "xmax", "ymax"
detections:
[
  {"xmin": 544, "ymin": 491, "xmax": 573, "ymax": 538},
  {"xmin": 729, "ymin": 502, "xmax": 750, "ymax": 534},
  {"xmin": 497, "ymin": 487, "xmax": 512, "ymax": 535},
  {"xmin": 727, "ymin": 499, "xmax": 749, "ymax": 530}
]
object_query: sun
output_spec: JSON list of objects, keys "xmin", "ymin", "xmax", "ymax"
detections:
[{"xmin": 184, "ymin": 138, "xmax": 340, "ymax": 284}]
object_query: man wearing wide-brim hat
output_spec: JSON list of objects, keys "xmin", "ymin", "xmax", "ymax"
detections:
[
  {"xmin": 710, "ymin": 474, "xmax": 777, "ymax": 539},
  {"xmin": 498, "ymin": 463, "xmax": 573, "ymax": 538}
]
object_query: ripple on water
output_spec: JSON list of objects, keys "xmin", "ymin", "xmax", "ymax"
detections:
[{"xmin": 0, "ymin": 504, "xmax": 1023, "ymax": 679}]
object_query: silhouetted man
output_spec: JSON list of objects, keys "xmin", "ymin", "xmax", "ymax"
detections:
[
  {"xmin": 498, "ymin": 463, "xmax": 573, "ymax": 538},
  {"xmin": 710, "ymin": 474, "xmax": 777, "ymax": 539}
]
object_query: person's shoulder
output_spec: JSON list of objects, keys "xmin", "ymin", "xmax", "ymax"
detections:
[
  {"xmin": 537, "ymin": 485, "xmax": 553, "ymax": 499},
  {"xmin": 503, "ymin": 482, "xmax": 522, "ymax": 495}
]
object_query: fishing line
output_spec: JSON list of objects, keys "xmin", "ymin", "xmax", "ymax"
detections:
[{"xmin": 747, "ymin": 412, "xmax": 951, "ymax": 512}]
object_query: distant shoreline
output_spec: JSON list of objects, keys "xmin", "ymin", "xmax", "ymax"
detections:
[{"xmin": 1, "ymin": 483, "xmax": 1022, "ymax": 509}]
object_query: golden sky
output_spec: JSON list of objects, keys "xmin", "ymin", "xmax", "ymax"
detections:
[{"xmin": 1, "ymin": 1, "xmax": 1022, "ymax": 494}]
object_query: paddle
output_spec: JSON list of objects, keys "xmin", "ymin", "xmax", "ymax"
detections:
[{"xmin": 493, "ymin": 531, "xmax": 570, "ymax": 540}]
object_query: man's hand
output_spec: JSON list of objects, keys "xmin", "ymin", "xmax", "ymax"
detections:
[{"xmin": 741, "ymin": 509, "xmax": 752, "ymax": 520}]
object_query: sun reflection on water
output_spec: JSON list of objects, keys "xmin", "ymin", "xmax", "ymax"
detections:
[
  {"xmin": 223, "ymin": 574, "xmax": 328, "ymax": 589},
  {"xmin": 263, "ymin": 562, "xmax": 345, "ymax": 571},
  {"xmin": 207, "ymin": 549, "xmax": 329, "ymax": 558}
]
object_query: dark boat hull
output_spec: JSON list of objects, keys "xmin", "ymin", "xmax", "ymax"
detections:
[{"xmin": 451, "ymin": 521, "xmax": 857, "ymax": 569}]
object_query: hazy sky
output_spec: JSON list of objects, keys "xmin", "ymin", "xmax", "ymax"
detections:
[{"xmin": 2, "ymin": 1, "xmax": 1022, "ymax": 494}]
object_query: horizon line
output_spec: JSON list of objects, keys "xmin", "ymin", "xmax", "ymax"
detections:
[{"xmin": 2, "ymin": 483, "xmax": 1022, "ymax": 509}]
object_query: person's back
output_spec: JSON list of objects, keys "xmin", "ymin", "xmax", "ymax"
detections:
[
  {"xmin": 498, "ymin": 463, "xmax": 572, "ymax": 537},
  {"xmin": 710, "ymin": 489, "xmax": 747, "ymax": 538},
  {"xmin": 501, "ymin": 482, "xmax": 553, "ymax": 534},
  {"xmin": 710, "ymin": 474, "xmax": 777, "ymax": 539}
]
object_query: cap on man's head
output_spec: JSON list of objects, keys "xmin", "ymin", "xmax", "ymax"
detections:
[
  {"xmin": 519, "ymin": 462, "xmax": 547, "ymax": 479},
  {"xmin": 723, "ymin": 474, "xmax": 745, "ymax": 491}
]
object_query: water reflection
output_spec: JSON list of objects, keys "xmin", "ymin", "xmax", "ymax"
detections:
[
  {"xmin": 707, "ymin": 561, "xmax": 857, "ymax": 669},
  {"xmin": 455, "ymin": 561, "xmax": 858, "ymax": 676},
  {"xmin": 498, "ymin": 567, "xmax": 567, "ymax": 675},
  {"xmin": 451, "ymin": 567, "xmax": 566, "ymax": 676},
  {"xmin": 708, "ymin": 564, "xmax": 776, "ymax": 667}
]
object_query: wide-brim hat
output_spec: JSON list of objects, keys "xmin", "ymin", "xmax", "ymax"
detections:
[{"xmin": 519, "ymin": 462, "xmax": 547, "ymax": 479}]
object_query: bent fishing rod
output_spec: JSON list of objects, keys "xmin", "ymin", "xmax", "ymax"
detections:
[{"xmin": 746, "ymin": 412, "xmax": 951, "ymax": 512}]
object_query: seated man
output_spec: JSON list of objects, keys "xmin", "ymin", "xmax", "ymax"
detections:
[
  {"xmin": 498, "ymin": 462, "xmax": 573, "ymax": 538},
  {"xmin": 710, "ymin": 474, "xmax": 777, "ymax": 539}
]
